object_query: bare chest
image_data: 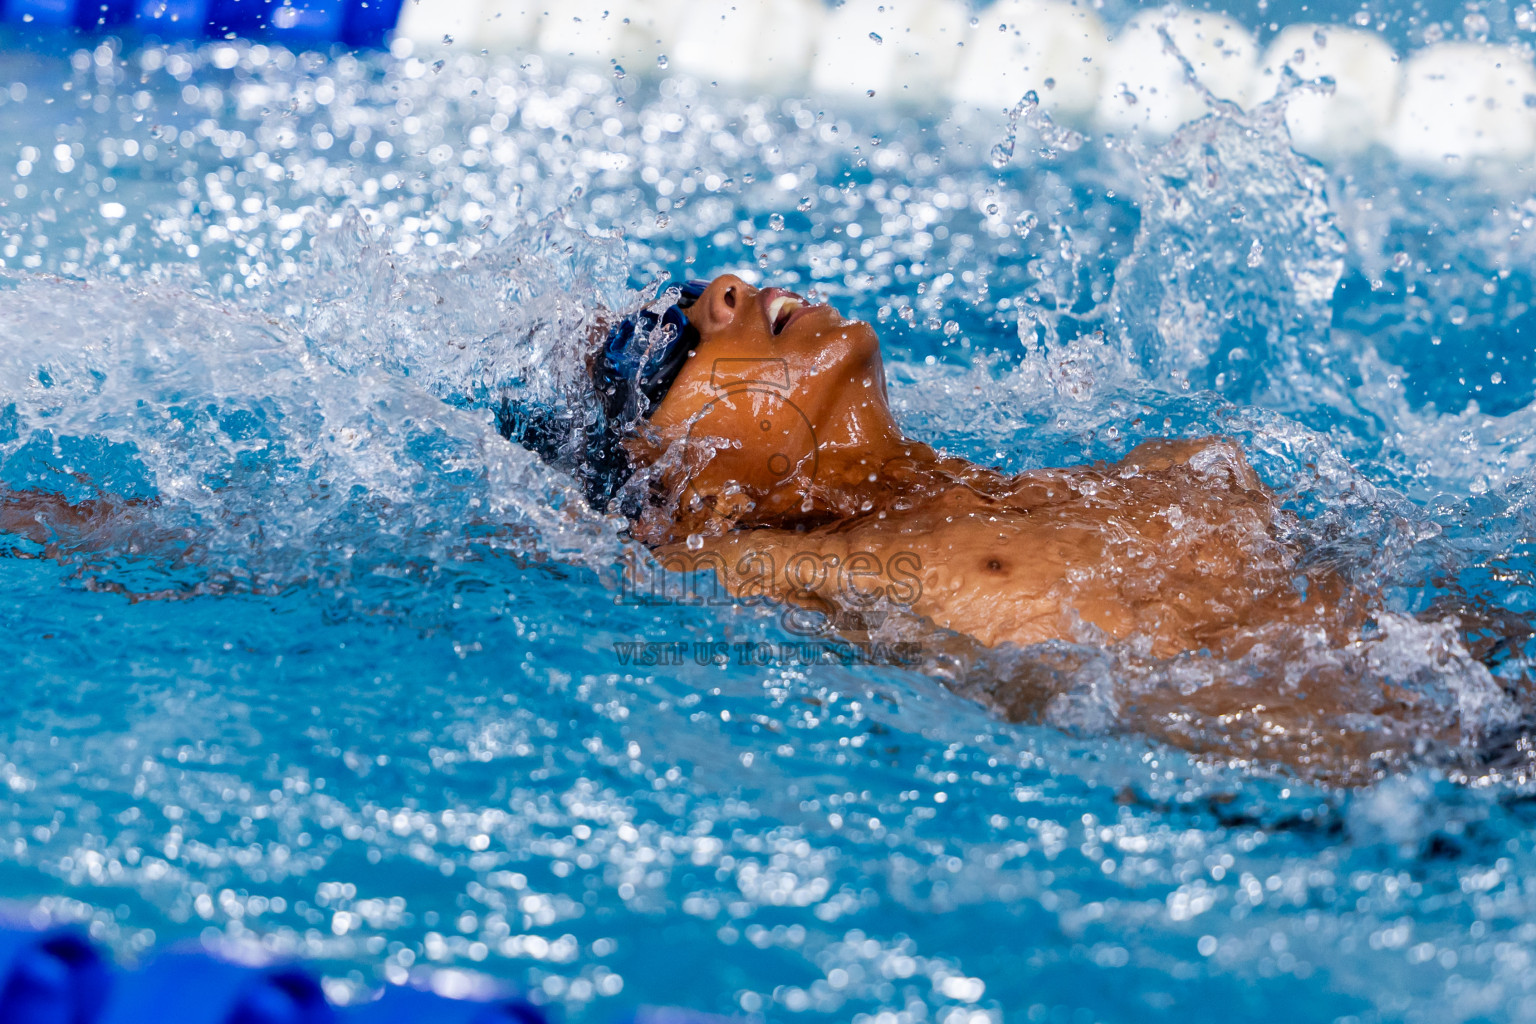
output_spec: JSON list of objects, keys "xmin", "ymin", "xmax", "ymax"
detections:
[{"xmin": 822, "ymin": 485, "xmax": 1289, "ymax": 649}]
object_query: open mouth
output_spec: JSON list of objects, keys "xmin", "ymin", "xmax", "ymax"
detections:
[{"xmin": 766, "ymin": 292, "xmax": 805, "ymax": 335}]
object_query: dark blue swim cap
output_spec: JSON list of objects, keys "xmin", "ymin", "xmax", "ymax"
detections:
[
  {"xmin": 496, "ymin": 279, "xmax": 709, "ymax": 510},
  {"xmin": 592, "ymin": 278, "xmax": 708, "ymax": 420}
]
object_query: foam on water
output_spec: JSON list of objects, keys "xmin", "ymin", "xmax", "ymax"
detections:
[
  {"xmin": 0, "ymin": 254, "xmax": 626, "ymax": 586},
  {"xmin": 0, "ymin": 28, "xmax": 1535, "ymax": 1023}
]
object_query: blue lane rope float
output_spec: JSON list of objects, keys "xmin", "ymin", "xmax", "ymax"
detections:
[
  {"xmin": 96, "ymin": 951, "xmax": 336, "ymax": 1024},
  {"xmin": 342, "ymin": 984, "xmax": 546, "ymax": 1024},
  {"xmin": 0, "ymin": 922, "xmax": 730, "ymax": 1024},
  {"xmin": 0, "ymin": 924, "xmax": 111, "ymax": 1024},
  {"xmin": 0, "ymin": 0, "xmax": 407, "ymax": 46}
]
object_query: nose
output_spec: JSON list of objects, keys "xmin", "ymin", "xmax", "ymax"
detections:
[{"xmin": 693, "ymin": 274, "xmax": 756, "ymax": 332}]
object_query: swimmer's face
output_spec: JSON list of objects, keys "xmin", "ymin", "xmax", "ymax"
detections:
[{"xmin": 640, "ymin": 273, "xmax": 898, "ymax": 526}]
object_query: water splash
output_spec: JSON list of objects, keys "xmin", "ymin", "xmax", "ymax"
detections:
[
  {"xmin": 0, "ymin": 213, "xmax": 638, "ymax": 590},
  {"xmin": 988, "ymin": 89, "xmax": 1086, "ymax": 169},
  {"xmin": 0, "ymin": 36, "xmax": 1535, "ymax": 1023},
  {"xmin": 1109, "ymin": 96, "xmax": 1347, "ymax": 405}
]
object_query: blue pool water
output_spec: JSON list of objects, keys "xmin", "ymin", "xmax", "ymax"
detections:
[{"xmin": 2, "ymin": 21, "xmax": 1536, "ymax": 1024}]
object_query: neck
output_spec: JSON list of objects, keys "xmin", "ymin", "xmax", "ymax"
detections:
[
  {"xmin": 642, "ymin": 402, "xmax": 1010, "ymax": 542},
  {"xmin": 809, "ymin": 424, "xmax": 1012, "ymax": 522}
]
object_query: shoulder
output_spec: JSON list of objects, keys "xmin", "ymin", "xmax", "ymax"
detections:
[{"xmin": 1114, "ymin": 436, "xmax": 1263, "ymax": 491}]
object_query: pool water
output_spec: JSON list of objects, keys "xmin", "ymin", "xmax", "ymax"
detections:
[{"xmin": 1, "ymin": 25, "xmax": 1536, "ymax": 1024}]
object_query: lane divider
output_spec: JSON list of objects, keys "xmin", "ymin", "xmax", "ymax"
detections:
[
  {"xmin": 391, "ymin": 0, "xmax": 1536, "ymax": 170},
  {"xmin": 3, "ymin": 0, "xmax": 1530, "ymax": 169},
  {"xmin": 0, "ymin": 921, "xmax": 719, "ymax": 1024},
  {"xmin": 0, "ymin": 0, "xmax": 405, "ymax": 47},
  {"xmin": 3, "ymin": 0, "xmax": 1532, "ymax": 169}
]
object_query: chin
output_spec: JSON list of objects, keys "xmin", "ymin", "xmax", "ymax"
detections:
[{"xmin": 838, "ymin": 319, "xmax": 884, "ymax": 369}]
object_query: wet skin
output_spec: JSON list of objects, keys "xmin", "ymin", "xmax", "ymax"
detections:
[
  {"xmin": 624, "ymin": 276, "xmax": 1526, "ymax": 780},
  {"xmin": 0, "ymin": 276, "xmax": 1515, "ymax": 779},
  {"xmin": 632, "ymin": 274, "xmax": 1351, "ymax": 662}
]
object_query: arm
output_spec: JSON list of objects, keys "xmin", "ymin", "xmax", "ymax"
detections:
[
  {"xmin": 1115, "ymin": 436, "xmax": 1265, "ymax": 491},
  {"xmin": 0, "ymin": 485, "xmax": 152, "ymax": 553}
]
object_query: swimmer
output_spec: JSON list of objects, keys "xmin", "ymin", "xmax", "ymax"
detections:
[
  {"xmin": 508, "ymin": 273, "xmax": 1532, "ymax": 780},
  {"xmin": 0, "ymin": 273, "xmax": 1527, "ymax": 779},
  {"xmin": 518, "ymin": 272, "xmax": 1346, "ymax": 658}
]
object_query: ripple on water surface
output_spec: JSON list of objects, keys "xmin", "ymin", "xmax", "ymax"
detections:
[{"xmin": 0, "ymin": 32, "xmax": 1534, "ymax": 1024}]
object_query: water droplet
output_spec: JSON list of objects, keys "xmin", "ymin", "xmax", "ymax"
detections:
[
  {"xmin": 431, "ymin": 59, "xmax": 445, "ymax": 74},
  {"xmin": 768, "ymin": 213, "xmax": 785, "ymax": 231},
  {"xmin": 1013, "ymin": 210, "xmax": 1037, "ymax": 239},
  {"xmin": 686, "ymin": 533, "xmax": 704, "ymax": 551},
  {"xmin": 656, "ymin": 53, "xmax": 669, "ymax": 69},
  {"xmin": 797, "ymin": 196, "xmax": 814, "ymax": 211},
  {"xmin": 1391, "ymin": 251, "xmax": 1410, "ymax": 271},
  {"xmin": 1246, "ymin": 239, "xmax": 1264, "ymax": 268},
  {"xmin": 442, "ymin": 34, "xmax": 453, "ymax": 45},
  {"xmin": 655, "ymin": 212, "xmax": 670, "ymax": 228},
  {"xmin": 612, "ymin": 63, "xmax": 626, "ymax": 79},
  {"xmin": 868, "ymin": 31, "xmax": 883, "ymax": 44},
  {"xmin": 993, "ymin": 88, "xmax": 1085, "ymax": 166}
]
